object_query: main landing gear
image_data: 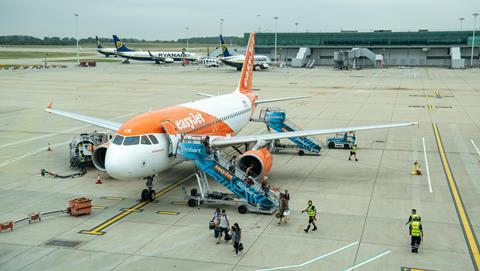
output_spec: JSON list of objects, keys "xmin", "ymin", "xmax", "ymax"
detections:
[{"xmin": 141, "ymin": 176, "xmax": 156, "ymax": 202}]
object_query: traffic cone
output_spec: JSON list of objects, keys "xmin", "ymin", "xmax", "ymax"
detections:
[
  {"xmin": 47, "ymin": 143, "xmax": 52, "ymax": 151},
  {"xmin": 96, "ymin": 173, "xmax": 103, "ymax": 184}
]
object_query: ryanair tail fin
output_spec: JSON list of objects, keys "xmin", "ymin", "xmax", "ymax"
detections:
[
  {"xmin": 219, "ymin": 35, "xmax": 232, "ymax": 57},
  {"xmin": 236, "ymin": 32, "xmax": 255, "ymax": 94},
  {"xmin": 96, "ymin": 36, "xmax": 102, "ymax": 48},
  {"xmin": 113, "ymin": 35, "xmax": 133, "ymax": 52}
]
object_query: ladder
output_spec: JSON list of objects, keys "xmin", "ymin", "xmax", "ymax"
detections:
[
  {"xmin": 256, "ymin": 108, "xmax": 322, "ymax": 154},
  {"xmin": 178, "ymin": 140, "xmax": 279, "ymax": 212}
]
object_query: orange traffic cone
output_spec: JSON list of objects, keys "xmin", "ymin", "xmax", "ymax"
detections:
[
  {"xmin": 47, "ymin": 143, "xmax": 52, "ymax": 151},
  {"xmin": 96, "ymin": 173, "xmax": 103, "ymax": 184}
]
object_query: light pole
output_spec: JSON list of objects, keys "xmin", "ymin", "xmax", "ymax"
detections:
[
  {"xmin": 256, "ymin": 14, "xmax": 261, "ymax": 32},
  {"xmin": 274, "ymin": 16, "xmax": 278, "ymax": 66},
  {"xmin": 295, "ymin": 22, "xmax": 299, "ymax": 33},
  {"xmin": 185, "ymin": 26, "xmax": 190, "ymax": 52},
  {"xmin": 74, "ymin": 13, "xmax": 79, "ymax": 65},
  {"xmin": 459, "ymin": 17, "xmax": 465, "ymax": 31},
  {"xmin": 220, "ymin": 18, "xmax": 224, "ymax": 36},
  {"xmin": 471, "ymin": 13, "xmax": 478, "ymax": 68}
]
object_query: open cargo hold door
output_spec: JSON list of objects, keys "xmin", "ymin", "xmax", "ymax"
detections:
[{"xmin": 161, "ymin": 121, "xmax": 179, "ymax": 156}]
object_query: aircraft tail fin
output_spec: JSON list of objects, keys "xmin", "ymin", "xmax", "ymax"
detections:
[
  {"xmin": 96, "ymin": 36, "xmax": 102, "ymax": 48},
  {"xmin": 236, "ymin": 32, "xmax": 255, "ymax": 94},
  {"xmin": 220, "ymin": 35, "xmax": 232, "ymax": 57},
  {"xmin": 113, "ymin": 35, "xmax": 133, "ymax": 52}
]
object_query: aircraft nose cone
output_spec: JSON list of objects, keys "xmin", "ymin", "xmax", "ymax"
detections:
[{"xmin": 105, "ymin": 145, "xmax": 137, "ymax": 180}]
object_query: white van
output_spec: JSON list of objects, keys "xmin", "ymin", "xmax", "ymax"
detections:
[{"xmin": 203, "ymin": 58, "xmax": 220, "ymax": 67}]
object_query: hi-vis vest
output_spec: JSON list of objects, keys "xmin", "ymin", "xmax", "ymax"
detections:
[
  {"xmin": 411, "ymin": 221, "xmax": 421, "ymax": 236},
  {"xmin": 307, "ymin": 205, "xmax": 315, "ymax": 217},
  {"xmin": 352, "ymin": 146, "xmax": 357, "ymax": 152},
  {"xmin": 411, "ymin": 214, "xmax": 420, "ymax": 221}
]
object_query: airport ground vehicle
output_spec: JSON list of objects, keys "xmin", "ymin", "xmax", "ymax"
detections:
[{"xmin": 327, "ymin": 132, "xmax": 357, "ymax": 149}]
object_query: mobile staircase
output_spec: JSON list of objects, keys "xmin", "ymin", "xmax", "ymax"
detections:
[
  {"xmin": 254, "ymin": 108, "xmax": 322, "ymax": 155},
  {"xmin": 178, "ymin": 138, "xmax": 279, "ymax": 214}
]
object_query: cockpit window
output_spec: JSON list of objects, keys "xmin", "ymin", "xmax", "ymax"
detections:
[
  {"xmin": 148, "ymin": 134, "xmax": 159, "ymax": 144},
  {"xmin": 112, "ymin": 135, "xmax": 124, "ymax": 145},
  {"xmin": 141, "ymin": 135, "xmax": 151, "ymax": 145},
  {"xmin": 123, "ymin": 136, "xmax": 140, "ymax": 145}
]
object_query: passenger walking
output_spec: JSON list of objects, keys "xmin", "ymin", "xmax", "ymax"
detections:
[
  {"xmin": 302, "ymin": 200, "xmax": 318, "ymax": 232},
  {"xmin": 229, "ymin": 156, "xmax": 237, "ymax": 174},
  {"xmin": 261, "ymin": 178, "xmax": 270, "ymax": 197},
  {"xmin": 210, "ymin": 208, "xmax": 221, "ymax": 238},
  {"xmin": 349, "ymin": 144, "xmax": 358, "ymax": 161},
  {"xmin": 217, "ymin": 209, "xmax": 230, "ymax": 244},
  {"xmin": 409, "ymin": 217, "xmax": 423, "ymax": 253},
  {"xmin": 405, "ymin": 209, "xmax": 421, "ymax": 225},
  {"xmin": 230, "ymin": 223, "xmax": 243, "ymax": 256},
  {"xmin": 278, "ymin": 192, "xmax": 290, "ymax": 224}
]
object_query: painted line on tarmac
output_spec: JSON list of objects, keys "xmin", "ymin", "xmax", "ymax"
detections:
[
  {"xmin": 156, "ymin": 211, "xmax": 180, "ymax": 215},
  {"xmin": 422, "ymin": 137, "xmax": 433, "ymax": 193},
  {"xmin": 0, "ymin": 140, "xmax": 70, "ymax": 168},
  {"xmin": 344, "ymin": 251, "xmax": 391, "ymax": 271},
  {"xmin": 256, "ymin": 242, "xmax": 358, "ymax": 271},
  {"xmin": 79, "ymin": 173, "xmax": 194, "ymax": 236},
  {"xmin": 471, "ymin": 139, "xmax": 480, "ymax": 160},
  {"xmin": 433, "ymin": 123, "xmax": 480, "ymax": 271}
]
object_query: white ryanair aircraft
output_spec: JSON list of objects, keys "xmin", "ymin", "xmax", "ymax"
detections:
[
  {"xmin": 113, "ymin": 35, "xmax": 197, "ymax": 64},
  {"xmin": 46, "ymin": 32, "xmax": 416, "ymax": 201}
]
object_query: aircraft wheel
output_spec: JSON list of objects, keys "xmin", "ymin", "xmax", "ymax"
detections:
[
  {"xmin": 238, "ymin": 205, "xmax": 248, "ymax": 214},
  {"xmin": 298, "ymin": 150, "xmax": 305, "ymax": 156},
  {"xmin": 149, "ymin": 190, "xmax": 156, "ymax": 201},
  {"xmin": 344, "ymin": 144, "xmax": 350, "ymax": 149},
  {"xmin": 141, "ymin": 189, "xmax": 149, "ymax": 202},
  {"xmin": 327, "ymin": 142, "xmax": 335, "ymax": 149},
  {"xmin": 187, "ymin": 198, "xmax": 197, "ymax": 207}
]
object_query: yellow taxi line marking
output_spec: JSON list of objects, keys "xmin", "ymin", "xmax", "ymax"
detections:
[
  {"xmin": 171, "ymin": 201, "xmax": 188, "ymax": 205},
  {"xmin": 91, "ymin": 205, "xmax": 107, "ymax": 209},
  {"xmin": 433, "ymin": 123, "xmax": 480, "ymax": 271},
  {"xmin": 80, "ymin": 174, "xmax": 194, "ymax": 235},
  {"xmin": 157, "ymin": 211, "xmax": 180, "ymax": 215}
]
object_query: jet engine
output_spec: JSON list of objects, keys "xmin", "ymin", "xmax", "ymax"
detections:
[
  {"xmin": 92, "ymin": 143, "xmax": 109, "ymax": 172},
  {"xmin": 238, "ymin": 148, "xmax": 273, "ymax": 177}
]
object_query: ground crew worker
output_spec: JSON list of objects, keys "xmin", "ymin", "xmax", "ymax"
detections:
[
  {"xmin": 302, "ymin": 200, "xmax": 317, "ymax": 232},
  {"xmin": 349, "ymin": 144, "xmax": 358, "ymax": 161},
  {"xmin": 410, "ymin": 218, "xmax": 423, "ymax": 253},
  {"xmin": 411, "ymin": 161, "xmax": 422, "ymax": 175},
  {"xmin": 405, "ymin": 209, "xmax": 421, "ymax": 225}
]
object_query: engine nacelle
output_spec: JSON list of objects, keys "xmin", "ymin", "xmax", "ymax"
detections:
[
  {"xmin": 239, "ymin": 148, "xmax": 273, "ymax": 177},
  {"xmin": 92, "ymin": 143, "xmax": 109, "ymax": 172}
]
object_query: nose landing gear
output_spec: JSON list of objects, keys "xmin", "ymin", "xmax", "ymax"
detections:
[{"xmin": 141, "ymin": 176, "xmax": 156, "ymax": 202}]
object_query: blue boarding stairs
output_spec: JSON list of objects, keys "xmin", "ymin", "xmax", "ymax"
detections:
[
  {"xmin": 178, "ymin": 140, "xmax": 279, "ymax": 214},
  {"xmin": 255, "ymin": 107, "xmax": 322, "ymax": 155}
]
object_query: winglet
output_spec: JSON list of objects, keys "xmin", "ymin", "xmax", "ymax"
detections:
[{"xmin": 237, "ymin": 32, "xmax": 255, "ymax": 94}]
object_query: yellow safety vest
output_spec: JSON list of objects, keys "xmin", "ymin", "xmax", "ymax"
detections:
[
  {"xmin": 352, "ymin": 146, "xmax": 357, "ymax": 152},
  {"xmin": 306, "ymin": 205, "xmax": 315, "ymax": 217},
  {"xmin": 411, "ymin": 221, "xmax": 421, "ymax": 236},
  {"xmin": 411, "ymin": 214, "xmax": 420, "ymax": 221}
]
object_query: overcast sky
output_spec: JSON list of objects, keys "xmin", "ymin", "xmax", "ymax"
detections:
[{"xmin": 0, "ymin": 0, "xmax": 479, "ymax": 40}]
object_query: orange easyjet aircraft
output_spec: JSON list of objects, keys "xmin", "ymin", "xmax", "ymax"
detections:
[{"xmin": 46, "ymin": 33, "xmax": 416, "ymax": 201}]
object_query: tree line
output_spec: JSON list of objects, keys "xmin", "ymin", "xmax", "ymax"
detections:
[{"xmin": 0, "ymin": 35, "xmax": 244, "ymax": 45}]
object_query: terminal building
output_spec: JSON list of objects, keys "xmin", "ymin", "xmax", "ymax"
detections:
[{"xmin": 245, "ymin": 31, "xmax": 480, "ymax": 68}]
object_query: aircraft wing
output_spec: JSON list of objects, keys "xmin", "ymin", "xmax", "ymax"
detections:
[
  {"xmin": 45, "ymin": 107, "xmax": 121, "ymax": 131},
  {"xmin": 255, "ymin": 95, "xmax": 311, "ymax": 104},
  {"xmin": 196, "ymin": 93, "xmax": 215, "ymax": 98},
  {"xmin": 211, "ymin": 122, "xmax": 417, "ymax": 147}
]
